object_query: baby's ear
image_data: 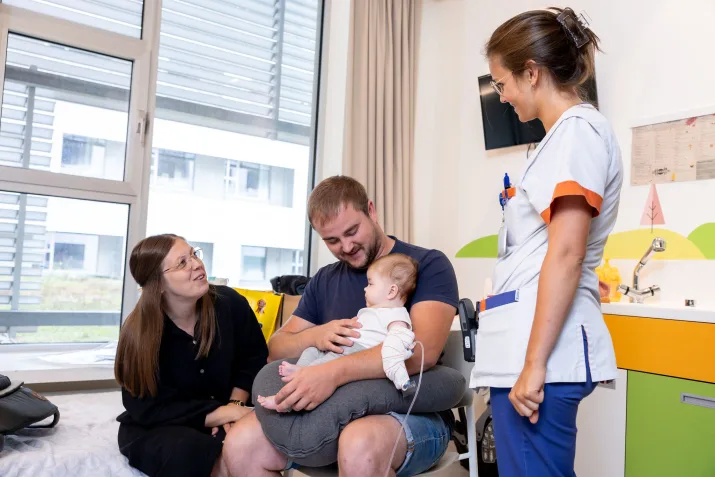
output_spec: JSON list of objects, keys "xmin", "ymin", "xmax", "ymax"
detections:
[{"xmin": 388, "ymin": 284, "xmax": 400, "ymax": 300}]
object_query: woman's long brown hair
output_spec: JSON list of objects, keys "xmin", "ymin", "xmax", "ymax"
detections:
[{"xmin": 114, "ymin": 234, "xmax": 217, "ymax": 398}]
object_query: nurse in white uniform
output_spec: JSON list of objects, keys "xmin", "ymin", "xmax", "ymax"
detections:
[{"xmin": 469, "ymin": 7, "xmax": 623, "ymax": 477}]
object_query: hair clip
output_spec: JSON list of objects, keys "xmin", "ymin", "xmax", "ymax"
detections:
[{"xmin": 557, "ymin": 8, "xmax": 591, "ymax": 48}]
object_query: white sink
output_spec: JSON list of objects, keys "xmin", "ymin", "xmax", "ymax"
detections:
[{"xmin": 602, "ymin": 300, "xmax": 715, "ymax": 324}]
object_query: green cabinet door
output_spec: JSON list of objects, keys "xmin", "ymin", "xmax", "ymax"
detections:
[{"xmin": 626, "ymin": 371, "xmax": 715, "ymax": 477}]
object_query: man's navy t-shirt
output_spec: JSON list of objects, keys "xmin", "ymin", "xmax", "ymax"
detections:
[{"xmin": 294, "ymin": 237, "xmax": 459, "ymax": 325}]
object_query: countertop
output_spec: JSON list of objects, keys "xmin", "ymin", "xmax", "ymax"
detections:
[
  {"xmin": 601, "ymin": 301, "xmax": 715, "ymax": 324},
  {"xmin": 450, "ymin": 300, "xmax": 715, "ymax": 327}
]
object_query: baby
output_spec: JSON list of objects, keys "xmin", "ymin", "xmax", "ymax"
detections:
[{"xmin": 258, "ymin": 253, "xmax": 419, "ymax": 411}]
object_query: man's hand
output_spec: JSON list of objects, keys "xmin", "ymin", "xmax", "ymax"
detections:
[
  {"xmin": 311, "ymin": 317, "xmax": 362, "ymax": 354},
  {"xmin": 509, "ymin": 361, "xmax": 546, "ymax": 424},
  {"xmin": 274, "ymin": 362, "xmax": 339, "ymax": 412}
]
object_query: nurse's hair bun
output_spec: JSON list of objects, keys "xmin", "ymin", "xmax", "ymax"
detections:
[
  {"xmin": 485, "ymin": 7, "xmax": 600, "ymax": 98},
  {"xmin": 556, "ymin": 8, "xmax": 592, "ymax": 49}
]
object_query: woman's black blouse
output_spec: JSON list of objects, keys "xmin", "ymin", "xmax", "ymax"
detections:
[{"xmin": 117, "ymin": 286, "xmax": 268, "ymax": 430}]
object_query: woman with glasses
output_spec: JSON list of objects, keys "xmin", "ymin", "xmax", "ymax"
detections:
[
  {"xmin": 114, "ymin": 234, "xmax": 268, "ymax": 477},
  {"xmin": 469, "ymin": 7, "xmax": 623, "ymax": 477}
]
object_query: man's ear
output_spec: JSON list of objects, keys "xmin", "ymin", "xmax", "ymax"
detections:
[{"xmin": 367, "ymin": 200, "xmax": 379, "ymax": 223}]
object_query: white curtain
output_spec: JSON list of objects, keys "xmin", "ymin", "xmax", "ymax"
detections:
[{"xmin": 343, "ymin": 0, "xmax": 422, "ymax": 242}]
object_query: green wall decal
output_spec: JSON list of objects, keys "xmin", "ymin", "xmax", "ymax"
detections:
[
  {"xmin": 456, "ymin": 235, "xmax": 498, "ymax": 258},
  {"xmin": 688, "ymin": 223, "xmax": 715, "ymax": 259}
]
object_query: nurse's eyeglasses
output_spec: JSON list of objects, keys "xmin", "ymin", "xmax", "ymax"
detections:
[
  {"xmin": 163, "ymin": 247, "xmax": 203, "ymax": 273},
  {"xmin": 490, "ymin": 72, "xmax": 514, "ymax": 96}
]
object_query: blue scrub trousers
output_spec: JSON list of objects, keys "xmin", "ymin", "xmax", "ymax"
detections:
[{"xmin": 490, "ymin": 327, "xmax": 597, "ymax": 477}]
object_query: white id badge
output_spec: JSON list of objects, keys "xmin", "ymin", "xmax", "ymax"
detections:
[{"xmin": 497, "ymin": 216, "xmax": 507, "ymax": 257}]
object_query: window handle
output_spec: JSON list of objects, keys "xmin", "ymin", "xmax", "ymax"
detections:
[{"xmin": 136, "ymin": 110, "xmax": 150, "ymax": 146}]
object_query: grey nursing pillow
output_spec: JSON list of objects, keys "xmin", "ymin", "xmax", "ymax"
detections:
[{"xmin": 252, "ymin": 359, "xmax": 465, "ymax": 467}]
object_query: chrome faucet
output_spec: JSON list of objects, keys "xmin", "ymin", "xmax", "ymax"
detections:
[{"xmin": 617, "ymin": 238, "xmax": 666, "ymax": 303}]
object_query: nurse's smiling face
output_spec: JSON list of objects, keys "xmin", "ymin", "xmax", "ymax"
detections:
[{"xmin": 488, "ymin": 55, "xmax": 539, "ymax": 123}]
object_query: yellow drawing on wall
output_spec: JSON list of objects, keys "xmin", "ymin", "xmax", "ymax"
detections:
[
  {"xmin": 603, "ymin": 228, "xmax": 705, "ymax": 260},
  {"xmin": 234, "ymin": 288, "xmax": 283, "ymax": 342},
  {"xmin": 456, "ymin": 223, "xmax": 715, "ymax": 261}
]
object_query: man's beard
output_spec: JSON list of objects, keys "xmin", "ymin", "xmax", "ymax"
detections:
[{"xmin": 347, "ymin": 224, "xmax": 381, "ymax": 270}]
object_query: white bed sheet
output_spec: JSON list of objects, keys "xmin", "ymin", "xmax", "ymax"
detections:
[{"xmin": 0, "ymin": 390, "xmax": 146, "ymax": 477}]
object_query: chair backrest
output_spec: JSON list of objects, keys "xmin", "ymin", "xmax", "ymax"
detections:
[
  {"xmin": 281, "ymin": 294, "xmax": 301, "ymax": 327},
  {"xmin": 235, "ymin": 288, "xmax": 283, "ymax": 341},
  {"xmin": 441, "ymin": 328, "xmax": 475, "ymax": 409}
]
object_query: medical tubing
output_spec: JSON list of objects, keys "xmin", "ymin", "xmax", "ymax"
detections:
[{"xmin": 384, "ymin": 340, "xmax": 425, "ymax": 477}]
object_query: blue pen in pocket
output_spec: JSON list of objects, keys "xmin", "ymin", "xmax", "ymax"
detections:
[{"xmin": 499, "ymin": 173, "xmax": 513, "ymax": 210}]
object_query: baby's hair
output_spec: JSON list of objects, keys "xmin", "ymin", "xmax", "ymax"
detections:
[{"xmin": 369, "ymin": 253, "xmax": 418, "ymax": 301}]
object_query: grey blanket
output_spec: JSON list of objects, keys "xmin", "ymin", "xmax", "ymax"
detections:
[{"xmin": 253, "ymin": 359, "xmax": 465, "ymax": 467}]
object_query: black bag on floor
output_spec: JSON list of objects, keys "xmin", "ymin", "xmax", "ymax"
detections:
[{"xmin": 0, "ymin": 374, "xmax": 60, "ymax": 452}]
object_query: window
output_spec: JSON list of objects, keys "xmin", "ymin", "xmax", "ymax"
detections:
[
  {"xmin": 241, "ymin": 246, "xmax": 267, "ymax": 282},
  {"xmin": 239, "ymin": 246, "xmax": 304, "ymax": 289},
  {"xmin": 0, "ymin": 0, "xmax": 321, "ymax": 354},
  {"xmin": 53, "ymin": 243, "xmax": 85, "ymax": 270},
  {"xmin": 60, "ymin": 135, "xmax": 125, "ymax": 180},
  {"xmin": 0, "ymin": 192, "xmax": 128, "ymax": 344},
  {"xmin": 224, "ymin": 161, "xmax": 295, "ymax": 207},
  {"xmin": 151, "ymin": 149, "xmax": 195, "ymax": 190},
  {"xmin": 0, "ymin": 2, "xmax": 155, "ymax": 350},
  {"xmin": 152, "ymin": 0, "xmax": 318, "ymax": 141},
  {"xmin": 146, "ymin": 0, "xmax": 322, "ymax": 291},
  {"xmin": 0, "ymin": 34, "xmax": 132, "ymax": 181},
  {"xmin": 240, "ymin": 163, "xmax": 267, "ymax": 198},
  {"xmin": 3, "ymin": 0, "xmax": 144, "ymax": 38},
  {"xmin": 292, "ymin": 250, "xmax": 304, "ymax": 275},
  {"xmin": 62, "ymin": 136, "xmax": 95, "ymax": 167},
  {"xmin": 45, "ymin": 232, "xmax": 124, "ymax": 277}
]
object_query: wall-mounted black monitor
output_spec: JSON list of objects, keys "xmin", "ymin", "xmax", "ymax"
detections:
[{"xmin": 478, "ymin": 74, "xmax": 598, "ymax": 150}]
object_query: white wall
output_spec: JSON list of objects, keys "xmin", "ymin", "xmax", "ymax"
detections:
[{"xmin": 414, "ymin": 0, "xmax": 715, "ymax": 306}]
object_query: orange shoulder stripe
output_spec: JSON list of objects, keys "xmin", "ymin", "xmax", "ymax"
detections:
[{"xmin": 540, "ymin": 180, "xmax": 603, "ymax": 224}]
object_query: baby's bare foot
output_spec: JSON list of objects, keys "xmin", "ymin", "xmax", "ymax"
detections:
[
  {"xmin": 279, "ymin": 361, "xmax": 301, "ymax": 377},
  {"xmin": 257, "ymin": 395, "xmax": 279, "ymax": 410}
]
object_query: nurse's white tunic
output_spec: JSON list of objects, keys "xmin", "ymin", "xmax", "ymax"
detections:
[{"xmin": 470, "ymin": 103, "xmax": 623, "ymax": 389}]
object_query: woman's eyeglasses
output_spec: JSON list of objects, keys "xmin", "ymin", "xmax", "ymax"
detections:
[
  {"xmin": 490, "ymin": 72, "xmax": 513, "ymax": 96},
  {"xmin": 163, "ymin": 247, "xmax": 203, "ymax": 273}
]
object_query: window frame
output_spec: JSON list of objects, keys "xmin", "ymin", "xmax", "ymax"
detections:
[
  {"xmin": 0, "ymin": 0, "xmax": 325, "ymax": 369},
  {"xmin": 0, "ymin": 2, "xmax": 160, "ymax": 324}
]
